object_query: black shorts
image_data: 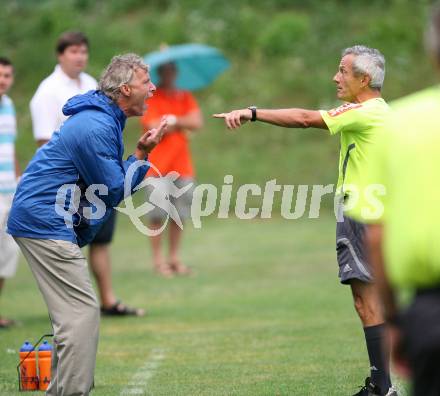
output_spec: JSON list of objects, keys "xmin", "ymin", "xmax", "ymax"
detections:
[
  {"xmin": 400, "ymin": 288, "xmax": 440, "ymax": 396},
  {"xmin": 336, "ymin": 214, "xmax": 373, "ymax": 284},
  {"xmin": 91, "ymin": 210, "xmax": 117, "ymax": 245}
]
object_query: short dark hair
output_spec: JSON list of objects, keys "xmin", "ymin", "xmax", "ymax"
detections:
[
  {"xmin": 0, "ymin": 57, "xmax": 13, "ymax": 68},
  {"xmin": 56, "ymin": 31, "xmax": 89, "ymax": 54},
  {"xmin": 158, "ymin": 62, "xmax": 177, "ymax": 75}
]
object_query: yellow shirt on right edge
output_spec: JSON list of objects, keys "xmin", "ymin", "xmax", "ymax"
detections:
[{"xmin": 349, "ymin": 86, "xmax": 440, "ymax": 290}]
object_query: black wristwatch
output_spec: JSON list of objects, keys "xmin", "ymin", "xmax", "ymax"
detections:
[{"xmin": 248, "ymin": 106, "xmax": 257, "ymax": 122}]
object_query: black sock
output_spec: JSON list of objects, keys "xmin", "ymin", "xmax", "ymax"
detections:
[{"xmin": 364, "ymin": 324, "xmax": 391, "ymax": 394}]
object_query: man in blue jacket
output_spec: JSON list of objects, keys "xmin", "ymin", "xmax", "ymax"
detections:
[{"xmin": 8, "ymin": 53, "xmax": 167, "ymax": 396}]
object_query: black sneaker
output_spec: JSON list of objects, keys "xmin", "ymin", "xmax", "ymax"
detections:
[{"xmin": 352, "ymin": 377, "xmax": 383, "ymax": 396}]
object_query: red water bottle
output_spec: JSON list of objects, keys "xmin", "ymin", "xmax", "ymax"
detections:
[
  {"xmin": 38, "ymin": 340, "xmax": 52, "ymax": 391},
  {"xmin": 19, "ymin": 341, "xmax": 38, "ymax": 390}
]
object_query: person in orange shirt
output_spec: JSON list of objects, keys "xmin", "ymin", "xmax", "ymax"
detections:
[{"xmin": 140, "ymin": 62, "xmax": 203, "ymax": 276}]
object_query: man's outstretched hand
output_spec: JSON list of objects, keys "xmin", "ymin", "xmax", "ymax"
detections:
[
  {"xmin": 135, "ymin": 117, "xmax": 168, "ymax": 159},
  {"xmin": 213, "ymin": 109, "xmax": 252, "ymax": 129}
]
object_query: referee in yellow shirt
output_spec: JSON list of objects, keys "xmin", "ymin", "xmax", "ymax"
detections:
[{"xmin": 215, "ymin": 45, "xmax": 396, "ymax": 395}]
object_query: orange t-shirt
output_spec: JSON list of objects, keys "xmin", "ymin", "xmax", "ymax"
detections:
[{"xmin": 140, "ymin": 88, "xmax": 199, "ymax": 178}]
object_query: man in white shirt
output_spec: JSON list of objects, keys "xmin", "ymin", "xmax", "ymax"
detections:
[
  {"xmin": 31, "ymin": 32, "xmax": 96, "ymax": 147},
  {"xmin": 0, "ymin": 57, "xmax": 20, "ymax": 328},
  {"xmin": 30, "ymin": 31, "xmax": 144, "ymax": 316}
]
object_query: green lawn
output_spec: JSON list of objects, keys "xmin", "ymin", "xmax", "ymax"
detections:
[{"xmin": 0, "ymin": 213, "xmax": 406, "ymax": 395}]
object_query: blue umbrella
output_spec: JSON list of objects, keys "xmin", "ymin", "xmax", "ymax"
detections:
[{"xmin": 144, "ymin": 43, "xmax": 230, "ymax": 91}]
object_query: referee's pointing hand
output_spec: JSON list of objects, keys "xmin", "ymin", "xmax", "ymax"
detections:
[{"xmin": 213, "ymin": 109, "xmax": 252, "ymax": 129}]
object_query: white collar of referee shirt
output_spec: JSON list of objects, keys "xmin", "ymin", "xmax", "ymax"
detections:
[{"xmin": 53, "ymin": 64, "xmax": 88, "ymax": 89}]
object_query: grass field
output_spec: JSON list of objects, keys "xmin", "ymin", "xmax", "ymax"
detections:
[{"xmin": 0, "ymin": 213, "xmax": 407, "ymax": 395}]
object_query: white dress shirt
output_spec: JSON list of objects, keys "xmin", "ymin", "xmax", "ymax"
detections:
[{"xmin": 30, "ymin": 65, "xmax": 97, "ymax": 141}]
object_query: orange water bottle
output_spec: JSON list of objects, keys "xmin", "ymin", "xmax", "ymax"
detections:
[
  {"xmin": 38, "ymin": 340, "xmax": 52, "ymax": 391},
  {"xmin": 19, "ymin": 341, "xmax": 38, "ymax": 390}
]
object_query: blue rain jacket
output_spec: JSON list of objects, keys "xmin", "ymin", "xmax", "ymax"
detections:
[{"xmin": 8, "ymin": 90, "xmax": 149, "ymax": 247}]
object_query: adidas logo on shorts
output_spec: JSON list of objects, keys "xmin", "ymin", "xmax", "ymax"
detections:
[{"xmin": 343, "ymin": 264, "xmax": 352, "ymax": 273}]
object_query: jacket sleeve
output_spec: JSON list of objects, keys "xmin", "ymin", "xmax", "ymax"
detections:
[{"xmin": 65, "ymin": 127, "xmax": 149, "ymax": 208}]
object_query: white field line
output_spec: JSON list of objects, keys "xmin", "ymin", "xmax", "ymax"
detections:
[{"xmin": 120, "ymin": 348, "xmax": 165, "ymax": 395}]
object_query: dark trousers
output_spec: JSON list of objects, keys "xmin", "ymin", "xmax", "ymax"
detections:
[{"xmin": 401, "ymin": 288, "xmax": 440, "ymax": 396}]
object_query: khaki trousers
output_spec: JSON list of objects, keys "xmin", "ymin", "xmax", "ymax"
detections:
[{"xmin": 15, "ymin": 237, "xmax": 100, "ymax": 396}]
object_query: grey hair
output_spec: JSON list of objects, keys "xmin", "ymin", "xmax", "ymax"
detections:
[
  {"xmin": 342, "ymin": 45, "xmax": 385, "ymax": 90},
  {"xmin": 98, "ymin": 53, "xmax": 149, "ymax": 102}
]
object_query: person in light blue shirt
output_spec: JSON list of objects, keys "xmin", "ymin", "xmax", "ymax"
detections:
[{"xmin": 0, "ymin": 56, "xmax": 20, "ymax": 329}]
